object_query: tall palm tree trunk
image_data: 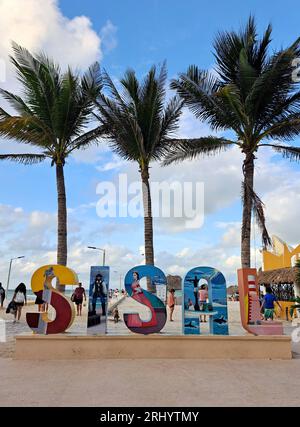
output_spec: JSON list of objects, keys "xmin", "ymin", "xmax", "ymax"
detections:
[
  {"xmin": 141, "ymin": 167, "xmax": 155, "ymax": 292},
  {"xmin": 56, "ymin": 163, "xmax": 67, "ymax": 292},
  {"xmin": 241, "ymin": 152, "xmax": 255, "ymax": 268}
]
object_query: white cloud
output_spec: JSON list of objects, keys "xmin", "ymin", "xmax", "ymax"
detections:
[
  {"xmin": 264, "ymin": 184, "xmax": 300, "ymax": 246},
  {"xmin": 100, "ymin": 20, "xmax": 118, "ymax": 53},
  {"xmin": 0, "ymin": 0, "xmax": 102, "ymax": 94},
  {"xmin": 221, "ymin": 222, "xmax": 241, "ymax": 248},
  {"xmin": 0, "ymin": 1, "xmax": 118, "ymax": 159},
  {"xmin": 100, "ymin": 146, "xmax": 242, "ymax": 233},
  {"xmin": 177, "ymin": 108, "xmax": 218, "ymax": 139},
  {"xmin": 96, "ymin": 155, "xmax": 126, "ymax": 172}
]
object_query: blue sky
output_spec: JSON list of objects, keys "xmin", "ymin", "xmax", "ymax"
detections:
[
  {"xmin": 63, "ymin": 0, "xmax": 300, "ymax": 75},
  {"xmin": 0, "ymin": 0, "xmax": 300, "ymax": 288}
]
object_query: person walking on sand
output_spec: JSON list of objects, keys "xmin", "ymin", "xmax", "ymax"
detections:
[
  {"xmin": 73, "ymin": 282, "xmax": 86, "ymax": 316},
  {"xmin": 167, "ymin": 288, "xmax": 176, "ymax": 322},
  {"xmin": 0, "ymin": 283, "xmax": 5, "ymax": 309},
  {"xmin": 261, "ymin": 287, "xmax": 282, "ymax": 321},
  {"xmin": 12, "ymin": 283, "xmax": 27, "ymax": 323}
]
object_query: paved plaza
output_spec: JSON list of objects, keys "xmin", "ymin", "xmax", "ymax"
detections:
[{"xmin": 0, "ymin": 301, "xmax": 300, "ymax": 406}]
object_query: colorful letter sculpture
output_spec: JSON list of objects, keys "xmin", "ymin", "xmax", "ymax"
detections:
[
  {"xmin": 87, "ymin": 266, "xmax": 110, "ymax": 335},
  {"xmin": 123, "ymin": 265, "xmax": 167, "ymax": 335},
  {"xmin": 26, "ymin": 265, "xmax": 78, "ymax": 334},
  {"xmin": 184, "ymin": 267, "xmax": 229, "ymax": 335},
  {"xmin": 237, "ymin": 268, "xmax": 284, "ymax": 335}
]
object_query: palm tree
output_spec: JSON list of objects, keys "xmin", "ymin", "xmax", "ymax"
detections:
[
  {"xmin": 0, "ymin": 43, "xmax": 102, "ymax": 288},
  {"xmin": 163, "ymin": 17, "xmax": 300, "ymax": 268},
  {"xmin": 94, "ymin": 64, "xmax": 182, "ymax": 288}
]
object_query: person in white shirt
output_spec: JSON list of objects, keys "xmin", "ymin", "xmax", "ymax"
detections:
[{"xmin": 13, "ymin": 283, "xmax": 27, "ymax": 323}]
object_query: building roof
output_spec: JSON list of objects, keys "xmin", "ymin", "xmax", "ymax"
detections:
[
  {"xmin": 227, "ymin": 285, "xmax": 238, "ymax": 295},
  {"xmin": 166, "ymin": 275, "xmax": 182, "ymax": 290},
  {"xmin": 258, "ymin": 267, "xmax": 298, "ymax": 286}
]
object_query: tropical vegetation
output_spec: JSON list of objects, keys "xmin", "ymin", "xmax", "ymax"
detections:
[
  {"xmin": 163, "ymin": 17, "xmax": 300, "ymax": 268},
  {"xmin": 93, "ymin": 64, "xmax": 182, "ymax": 279},
  {"xmin": 0, "ymin": 44, "xmax": 103, "ymax": 289}
]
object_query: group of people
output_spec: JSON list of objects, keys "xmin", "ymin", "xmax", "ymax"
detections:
[
  {"xmin": 0, "ymin": 279, "xmax": 89, "ymax": 322},
  {"xmin": 184, "ymin": 281, "xmax": 282, "ymax": 323},
  {"xmin": 108, "ymin": 288, "xmax": 126, "ymax": 300},
  {"xmin": 0, "ymin": 276, "xmax": 284, "ymax": 328}
]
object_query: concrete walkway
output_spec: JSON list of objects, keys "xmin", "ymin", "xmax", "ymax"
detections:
[
  {"xmin": 1, "ymin": 301, "xmax": 300, "ymax": 406},
  {"xmin": 0, "ymin": 358, "xmax": 299, "ymax": 406}
]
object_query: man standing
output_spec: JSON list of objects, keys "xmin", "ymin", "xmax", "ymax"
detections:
[{"xmin": 92, "ymin": 274, "xmax": 107, "ymax": 316}]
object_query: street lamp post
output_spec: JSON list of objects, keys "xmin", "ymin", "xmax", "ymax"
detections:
[
  {"xmin": 87, "ymin": 246, "xmax": 106, "ymax": 266},
  {"xmin": 6, "ymin": 256, "xmax": 25, "ymax": 292},
  {"xmin": 114, "ymin": 270, "xmax": 123, "ymax": 292}
]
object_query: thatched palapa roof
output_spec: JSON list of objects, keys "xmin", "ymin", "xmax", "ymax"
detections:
[
  {"xmin": 258, "ymin": 267, "xmax": 297, "ymax": 286},
  {"xmin": 227, "ymin": 285, "xmax": 238, "ymax": 295},
  {"xmin": 167, "ymin": 275, "xmax": 182, "ymax": 290}
]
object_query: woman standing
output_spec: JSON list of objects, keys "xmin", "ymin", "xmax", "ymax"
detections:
[
  {"xmin": 167, "ymin": 289, "xmax": 176, "ymax": 322},
  {"xmin": 13, "ymin": 283, "xmax": 27, "ymax": 323}
]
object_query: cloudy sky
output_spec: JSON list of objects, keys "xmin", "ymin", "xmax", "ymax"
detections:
[{"xmin": 0, "ymin": 0, "xmax": 300, "ymax": 289}]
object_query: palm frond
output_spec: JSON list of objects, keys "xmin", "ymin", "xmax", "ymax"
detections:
[
  {"xmin": 10, "ymin": 43, "xmax": 61, "ymax": 125},
  {"xmin": 0, "ymin": 107, "xmax": 11, "ymax": 120},
  {"xmin": 95, "ymin": 64, "xmax": 181, "ymax": 165},
  {"xmin": 1, "ymin": 43, "xmax": 101, "ymax": 162},
  {"xmin": 120, "ymin": 69, "xmax": 140, "ymax": 107},
  {"xmin": 260, "ymin": 117, "xmax": 300, "ymax": 140},
  {"xmin": 242, "ymin": 181, "xmax": 271, "ymax": 248},
  {"xmin": 159, "ymin": 96, "xmax": 183, "ymax": 140},
  {"xmin": 245, "ymin": 40, "xmax": 300, "ymax": 127},
  {"xmin": 0, "ymin": 153, "xmax": 46, "ymax": 165},
  {"xmin": 214, "ymin": 15, "xmax": 271, "ymax": 85},
  {"xmin": 0, "ymin": 116, "xmax": 54, "ymax": 148},
  {"xmin": 162, "ymin": 137, "xmax": 236, "ymax": 166},
  {"xmin": 81, "ymin": 62, "xmax": 102, "ymax": 100},
  {"xmin": 67, "ymin": 125, "xmax": 107, "ymax": 153},
  {"xmin": 171, "ymin": 68, "xmax": 242, "ymax": 133},
  {"xmin": 0, "ymin": 89, "xmax": 33, "ymax": 116},
  {"xmin": 261, "ymin": 143, "xmax": 300, "ymax": 161}
]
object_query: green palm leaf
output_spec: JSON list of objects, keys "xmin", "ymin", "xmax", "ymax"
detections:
[
  {"xmin": 170, "ymin": 16, "xmax": 300, "ymax": 267},
  {"xmin": 163, "ymin": 137, "xmax": 236, "ymax": 166},
  {"xmin": 0, "ymin": 43, "xmax": 102, "ymax": 268},
  {"xmin": 0, "ymin": 153, "xmax": 46, "ymax": 164}
]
